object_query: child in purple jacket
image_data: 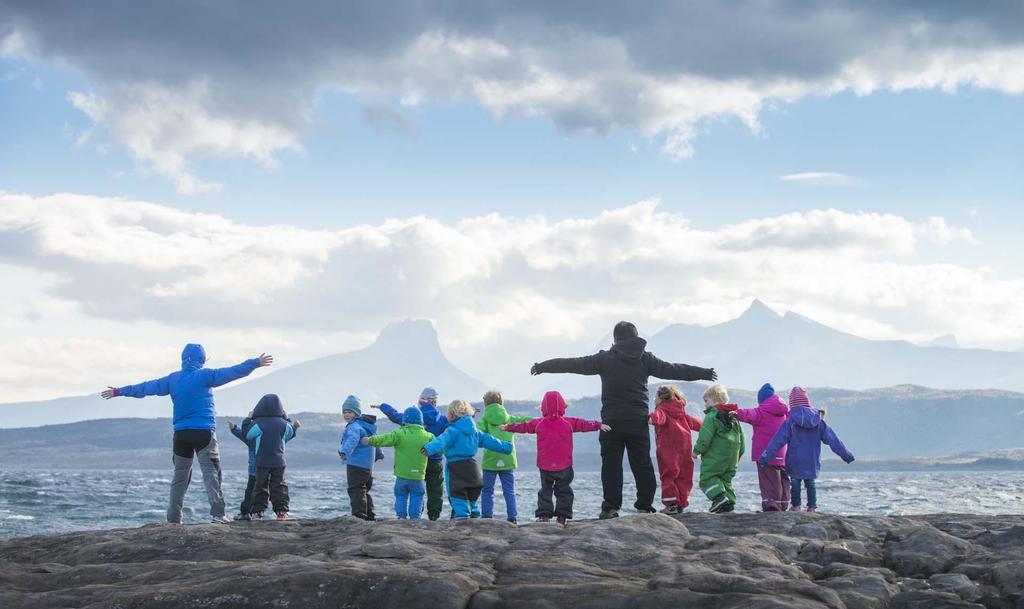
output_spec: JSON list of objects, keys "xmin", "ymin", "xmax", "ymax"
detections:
[{"xmin": 758, "ymin": 386, "xmax": 854, "ymax": 512}]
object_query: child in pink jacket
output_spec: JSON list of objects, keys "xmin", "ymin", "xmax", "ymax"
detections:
[
  {"xmin": 502, "ymin": 390, "xmax": 609, "ymax": 525},
  {"xmin": 735, "ymin": 383, "xmax": 791, "ymax": 511},
  {"xmin": 649, "ymin": 385, "xmax": 703, "ymax": 514}
]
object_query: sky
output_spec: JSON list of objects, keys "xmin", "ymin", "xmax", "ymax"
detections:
[{"xmin": 1, "ymin": 1, "xmax": 1023, "ymax": 402}]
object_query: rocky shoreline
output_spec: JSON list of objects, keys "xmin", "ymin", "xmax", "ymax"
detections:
[{"xmin": 1, "ymin": 513, "xmax": 1022, "ymax": 608}]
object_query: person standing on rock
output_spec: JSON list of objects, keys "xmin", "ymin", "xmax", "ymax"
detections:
[
  {"xmin": 530, "ymin": 321, "xmax": 717, "ymax": 519},
  {"xmin": 101, "ymin": 343, "xmax": 273, "ymax": 524}
]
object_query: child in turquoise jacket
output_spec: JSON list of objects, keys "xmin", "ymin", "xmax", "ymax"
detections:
[{"xmin": 423, "ymin": 400, "xmax": 512, "ymax": 519}]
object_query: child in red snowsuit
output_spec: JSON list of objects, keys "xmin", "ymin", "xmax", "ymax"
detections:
[{"xmin": 649, "ymin": 385, "xmax": 702, "ymax": 514}]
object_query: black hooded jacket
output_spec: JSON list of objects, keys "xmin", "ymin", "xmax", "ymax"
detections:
[{"xmin": 533, "ymin": 337, "xmax": 715, "ymax": 423}]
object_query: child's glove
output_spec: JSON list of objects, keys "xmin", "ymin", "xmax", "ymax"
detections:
[
  {"xmin": 227, "ymin": 421, "xmax": 236, "ymax": 430},
  {"xmin": 420, "ymin": 447, "xmax": 430, "ymax": 457},
  {"xmin": 338, "ymin": 451, "xmax": 346, "ymax": 461}
]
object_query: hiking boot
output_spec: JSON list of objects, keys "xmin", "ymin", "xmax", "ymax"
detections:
[
  {"xmin": 719, "ymin": 501, "xmax": 736, "ymax": 513},
  {"xmin": 598, "ymin": 510, "xmax": 619, "ymax": 520},
  {"xmin": 556, "ymin": 516, "xmax": 567, "ymax": 526},
  {"xmin": 790, "ymin": 505, "xmax": 802, "ymax": 512},
  {"xmin": 660, "ymin": 505, "xmax": 681, "ymax": 515},
  {"xmin": 275, "ymin": 512, "xmax": 291, "ymax": 521},
  {"xmin": 507, "ymin": 518, "xmax": 518, "ymax": 525},
  {"xmin": 234, "ymin": 513, "xmax": 252, "ymax": 521},
  {"xmin": 806, "ymin": 507, "xmax": 818, "ymax": 513},
  {"xmin": 636, "ymin": 506, "xmax": 657, "ymax": 514},
  {"xmin": 709, "ymin": 494, "xmax": 731, "ymax": 513},
  {"xmin": 210, "ymin": 515, "xmax": 231, "ymax": 524},
  {"xmin": 537, "ymin": 516, "xmax": 551, "ymax": 522}
]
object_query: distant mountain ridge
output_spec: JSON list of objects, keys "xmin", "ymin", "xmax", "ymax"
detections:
[{"xmin": 647, "ymin": 299, "xmax": 1024, "ymax": 392}]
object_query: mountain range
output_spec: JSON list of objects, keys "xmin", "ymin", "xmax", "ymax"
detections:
[{"xmin": 3, "ymin": 300, "xmax": 1024, "ymax": 429}]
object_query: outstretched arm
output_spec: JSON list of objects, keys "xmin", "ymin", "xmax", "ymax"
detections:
[
  {"xmin": 531, "ymin": 354, "xmax": 601, "ymax": 376},
  {"xmin": 204, "ymin": 354, "xmax": 270, "ymax": 388},
  {"xmin": 478, "ymin": 433, "xmax": 513, "ymax": 454},
  {"xmin": 567, "ymin": 418, "xmax": 605, "ymax": 433},
  {"xmin": 646, "ymin": 354, "xmax": 717, "ymax": 382},
  {"xmin": 502, "ymin": 419, "xmax": 540, "ymax": 434},
  {"xmin": 104, "ymin": 374, "xmax": 173, "ymax": 399},
  {"xmin": 684, "ymin": 413, "xmax": 703, "ymax": 432},
  {"xmin": 821, "ymin": 423, "xmax": 855, "ymax": 463},
  {"xmin": 367, "ymin": 430, "xmax": 401, "ymax": 448},
  {"xmin": 378, "ymin": 403, "xmax": 403, "ymax": 425}
]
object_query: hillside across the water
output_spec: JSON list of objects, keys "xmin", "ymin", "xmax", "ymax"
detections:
[
  {"xmin": 2, "ymin": 383, "xmax": 1023, "ymax": 469},
  {"xmin": 2, "ymin": 513, "xmax": 1023, "ymax": 608}
]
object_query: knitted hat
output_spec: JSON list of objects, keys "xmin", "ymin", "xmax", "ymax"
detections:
[
  {"xmin": 757, "ymin": 383, "xmax": 776, "ymax": 405},
  {"xmin": 341, "ymin": 394, "xmax": 362, "ymax": 416},
  {"xmin": 613, "ymin": 321, "xmax": 639, "ymax": 342},
  {"xmin": 419, "ymin": 387, "xmax": 438, "ymax": 401},
  {"xmin": 402, "ymin": 406, "xmax": 424, "ymax": 426},
  {"xmin": 788, "ymin": 386, "xmax": 810, "ymax": 408}
]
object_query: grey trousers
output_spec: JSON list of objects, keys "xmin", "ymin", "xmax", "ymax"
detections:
[{"xmin": 168, "ymin": 430, "xmax": 225, "ymax": 523}]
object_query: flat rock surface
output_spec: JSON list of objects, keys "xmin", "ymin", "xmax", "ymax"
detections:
[{"xmin": 2, "ymin": 513, "xmax": 1023, "ymax": 608}]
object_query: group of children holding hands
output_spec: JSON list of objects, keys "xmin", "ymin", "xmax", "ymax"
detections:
[{"xmin": 226, "ymin": 381, "xmax": 854, "ymax": 524}]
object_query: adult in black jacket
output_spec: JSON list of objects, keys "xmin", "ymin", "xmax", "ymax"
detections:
[{"xmin": 531, "ymin": 321, "xmax": 716, "ymax": 518}]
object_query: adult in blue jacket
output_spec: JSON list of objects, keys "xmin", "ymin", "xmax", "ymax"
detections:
[
  {"xmin": 423, "ymin": 406, "xmax": 512, "ymax": 519},
  {"xmin": 379, "ymin": 386, "xmax": 449, "ymax": 520},
  {"xmin": 244, "ymin": 394, "xmax": 299, "ymax": 518},
  {"xmin": 101, "ymin": 343, "xmax": 272, "ymax": 523}
]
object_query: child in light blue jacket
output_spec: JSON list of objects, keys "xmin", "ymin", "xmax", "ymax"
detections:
[
  {"xmin": 338, "ymin": 395, "xmax": 384, "ymax": 520},
  {"xmin": 422, "ymin": 400, "xmax": 512, "ymax": 519}
]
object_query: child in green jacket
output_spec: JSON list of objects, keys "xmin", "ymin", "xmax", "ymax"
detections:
[
  {"xmin": 477, "ymin": 389, "xmax": 533, "ymax": 523},
  {"xmin": 693, "ymin": 384, "xmax": 745, "ymax": 514},
  {"xmin": 362, "ymin": 406, "xmax": 435, "ymax": 519}
]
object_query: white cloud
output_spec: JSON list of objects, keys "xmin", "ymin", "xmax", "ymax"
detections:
[
  {"xmin": 779, "ymin": 172, "xmax": 859, "ymax": 186},
  {"xmin": 3, "ymin": 3, "xmax": 1024, "ymax": 191},
  {"xmin": 0, "ymin": 191, "xmax": 1009, "ymax": 357}
]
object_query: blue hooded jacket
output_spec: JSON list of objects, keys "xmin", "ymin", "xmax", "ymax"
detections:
[
  {"xmin": 339, "ymin": 414, "xmax": 385, "ymax": 470},
  {"xmin": 244, "ymin": 394, "xmax": 297, "ymax": 469},
  {"xmin": 759, "ymin": 405, "xmax": 855, "ymax": 480},
  {"xmin": 423, "ymin": 415, "xmax": 512, "ymax": 463},
  {"xmin": 118, "ymin": 343, "xmax": 260, "ymax": 431},
  {"xmin": 229, "ymin": 416, "xmax": 257, "ymax": 476},
  {"xmin": 381, "ymin": 401, "xmax": 449, "ymax": 462}
]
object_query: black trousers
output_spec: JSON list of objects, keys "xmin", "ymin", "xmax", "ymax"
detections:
[
  {"xmin": 347, "ymin": 465, "xmax": 375, "ymax": 520},
  {"xmin": 599, "ymin": 420, "xmax": 657, "ymax": 512},
  {"xmin": 536, "ymin": 467, "xmax": 575, "ymax": 519},
  {"xmin": 252, "ymin": 467, "xmax": 289, "ymax": 514},
  {"xmin": 425, "ymin": 459, "xmax": 445, "ymax": 520},
  {"xmin": 239, "ymin": 474, "xmax": 257, "ymax": 515}
]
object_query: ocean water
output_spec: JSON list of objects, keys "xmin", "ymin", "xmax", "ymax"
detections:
[{"xmin": 2, "ymin": 469, "xmax": 1023, "ymax": 540}]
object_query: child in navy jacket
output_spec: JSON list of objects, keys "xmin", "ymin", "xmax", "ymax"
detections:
[{"xmin": 244, "ymin": 394, "xmax": 300, "ymax": 520}]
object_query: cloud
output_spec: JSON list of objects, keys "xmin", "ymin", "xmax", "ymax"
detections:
[
  {"xmin": 2, "ymin": 2, "xmax": 1024, "ymax": 190},
  {"xmin": 1, "ymin": 191, "xmax": 1014, "ymax": 359},
  {"xmin": 779, "ymin": 172, "xmax": 859, "ymax": 186}
]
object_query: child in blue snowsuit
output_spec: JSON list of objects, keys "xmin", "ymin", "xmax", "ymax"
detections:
[
  {"xmin": 422, "ymin": 399, "xmax": 512, "ymax": 519},
  {"xmin": 228, "ymin": 410, "xmax": 257, "ymax": 520},
  {"xmin": 339, "ymin": 395, "xmax": 385, "ymax": 520},
  {"xmin": 380, "ymin": 387, "xmax": 449, "ymax": 520}
]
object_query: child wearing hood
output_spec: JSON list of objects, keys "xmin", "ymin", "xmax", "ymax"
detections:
[
  {"xmin": 649, "ymin": 385, "xmax": 703, "ymax": 514},
  {"xmin": 242, "ymin": 394, "xmax": 300, "ymax": 520},
  {"xmin": 227, "ymin": 410, "xmax": 257, "ymax": 520},
  {"xmin": 380, "ymin": 387, "xmax": 449, "ymax": 521},
  {"xmin": 339, "ymin": 395, "xmax": 385, "ymax": 520},
  {"xmin": 736, "ymin": 383, "xmax": 791, "ymax": 512},
  {"xmin": 759, "ymin": 387, "xmax": 855, "ymax": 512},
  {"xmin": 476, "ymin": 389, "xmax": 533, "ymax": 523},
  {"xmin": 502, "ymin": 391, "xmax": 609, "ymax": 525},
  {"xmin": 362, "ymin": 407, "xmax": 435, "ymax": 519},
  {"xmin": 422, "ymin": 400, "xmax": 512, "ymax": 519},
  {"xmin": 693, "ymin": 384, "xmax": 745, "ymax": 514}
]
